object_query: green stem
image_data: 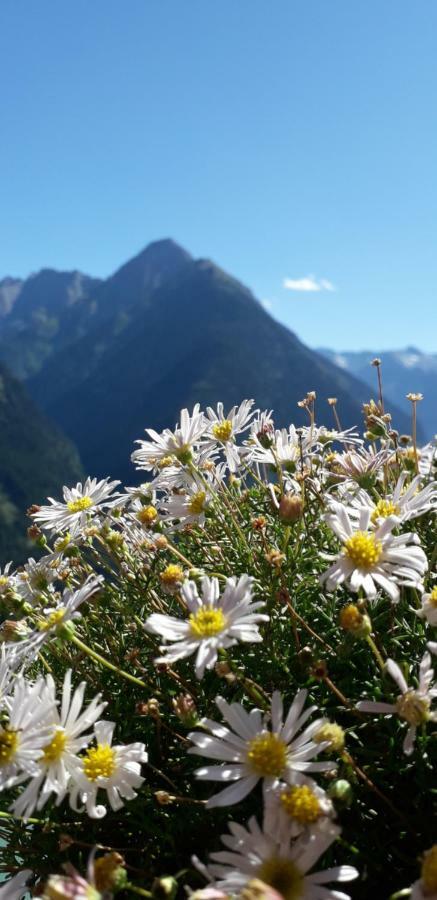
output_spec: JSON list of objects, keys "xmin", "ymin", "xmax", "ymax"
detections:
[
  {"xmin": 70, "ymin": 633, "xmax": 151, "ymax": 691},
  {"xmin": 366, "ymin": 634, "xmax": 385, "ymax": 672}
]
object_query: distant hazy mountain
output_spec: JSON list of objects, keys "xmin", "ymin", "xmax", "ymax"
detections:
[
  {"xmin": 319, "ymin": 348, "xmax": 436, "ymax": 442},
  {"xmin": 0, "ymin": 240, "xmax": 413, "ymax": 485},
  {"xmin": 0, "ymin": 363, "xmax": 83, "ymax": 562}
]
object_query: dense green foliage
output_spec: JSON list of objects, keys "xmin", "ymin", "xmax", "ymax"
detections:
[{"xmin": 0, "ymin": 396, "xmax": 435, "ymax": 899}]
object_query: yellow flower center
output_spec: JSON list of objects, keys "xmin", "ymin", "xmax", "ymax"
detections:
[
  {"xmin": 314, "ymin": 722, "xmax": 345, "ymax": 753},
  {"xmin": 157, "ymin": 455, "xmax": 176, "ymax": 469},
  {"xmin": 395, "ymin": 690, "xmax": 430, "ymax": 726},
  {"xmin": 280, "ymin": 785, "xmax": 323, "ymax": 824},
  {"xmin": 43, "ymin": 728, "xmax": 67, "ymax": 763},
  {"xmin": 160, "ymin": 564, "xmax": 184, "ymax": 585},
  {"xmin": 422, "ymin": 845, "xmax": 437, "ymax": 894},
  {"xmin": 188, "ymin": 491, "xmax": 207, "ymax": 515},
  {"xmin": 212, "ymin": 420, "xmax": 233, "ymax": 442},
  {"xmin": 67, "ymin": 496, "xmax": 93, "ymax": 513},
  {"xmin": 0, "ymin": 576, "xmax": 8, "ymax": 588},
  {"xmin": 0, "ymin": 728, "xmax": 18, "ymax": 765},
  {"xmin": 339, "ymin": 604, "xmax": 363, "ymax": 632},
  {"xmin": 189, "ymin": 607, "xmax": 227, "ymax": 637},
  {"xmin": 82, "ymin": 744, "xmax": 116, "ymax": 780},
  {"xmin": 257, "ymin": 858, "xmax": 303, "ymax": 900},
  {"xmin": 428, "ymin": 586, "xmax": 437, "ymax": 607},
  {"xmin": 344, "ymin": 531, "xmax": 382, "ymax": 569},
  {"xmin": 371, "ymin": 499, "xmax": 400, "ymax": 523},
  {"xmin": 136, "ymin": 505, "xmax": 158, "ymax": 525},
  {"xmin": 247, "ymin": 732, "xmax": 287, "ymax": 777},
  {"xmin": 38, "ymin": 609, "xmax": 66, "ymax": 631}
]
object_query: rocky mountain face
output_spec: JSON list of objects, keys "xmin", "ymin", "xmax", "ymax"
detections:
[{"xmin": 0, "ymin": 240, "xmax": 414, "ymax": 490}]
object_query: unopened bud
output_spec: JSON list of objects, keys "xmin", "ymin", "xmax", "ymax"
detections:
[
  {"xmin": 328, "ymin": 778, "xmax": 353, "ymax": 807},
  {"xmin": 264, "ymin": 548, "xmax": 285, "ymax": 569},
  {"xmin": 155, "ymin": 790, "xmax": 174, "ymax": 806},
  {"xmin": 172, "ymin": 693, "xmax": 198, "ymax": 727},
  {"xmin": 339, "ymin": 604, "xmax": 371, "ymax": 638},
  {"xmin": 0, "ymin": 619, "xmax": 29, "ymax": 642},
  {"xmin": 94, "ymin": 852, "xmax": 127, "ymax": 893},
  {"xmin": 152, "ymin": 877, "xmax": 178, "ymax": 900},
  {"xmin": 278, "ymin": 494, "xmax": 303, "ymax": 524},
  {"xmin": 252, "ymin": 516, "xmax": 267, "ymax": 531},
  {"xmin": 27, "ymin": 524, "xmax": 43, "ymax": 542},
  {"xmin": 27, "ymin": 504, "xmax": 41, "ymax": 517}
]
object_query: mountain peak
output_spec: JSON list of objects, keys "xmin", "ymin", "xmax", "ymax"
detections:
[{"xmin": 110, "ymin": 238, "xmax": 192, "ymax": 279}]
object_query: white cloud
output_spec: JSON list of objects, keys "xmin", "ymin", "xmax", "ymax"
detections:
[
  {"xmin": 283, "ymin": 275, "xmax": 336, "ymax": 293},
  {"xmin": 262, "ymin": 298, "xmax": 273, "ymax": 310}
]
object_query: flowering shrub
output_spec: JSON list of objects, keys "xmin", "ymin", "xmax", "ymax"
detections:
[{"xmin": 0, "ymin": 393, "xmax": 436, "ymax": 900}]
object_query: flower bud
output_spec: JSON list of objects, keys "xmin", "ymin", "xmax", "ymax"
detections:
[
  {"xmin": 172, "ymin": 693, "xmax": 198, "ymax": 727},
  {"xmin": 152, "ymin": 877, "xmax": 178, "ymax": 900},
  {"xmin": 94, "ymin": 853, "xmax": 127, "ymax": 893},
  {"xmin": 314, "ymin": 721, "xmax": 345, "ymax": 754},
  {"xmin": 278, "ymin": 494, "xmax": 303, "ymax": 523},
  {"xmin": 339, "ymin": 604, "xmax": 371, "ymax": 638},
  {"xmin": 327, "ymin": 778, "xmax": 354, "ymax": 807}
]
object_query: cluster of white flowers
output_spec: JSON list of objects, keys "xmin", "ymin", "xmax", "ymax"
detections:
[
  {"xmin": 0, "ymin": 662, "xmax": 147, "ymax": 822},
  {"xmin": 0, "ymin": 399, "xmax": 435, "ymax": 897}
]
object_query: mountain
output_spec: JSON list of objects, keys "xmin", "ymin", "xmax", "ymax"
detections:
[
  {"xmin": 0, "ymin": 240, "xmax": 413, "ymax": 486},
  {"xmin": 0, "ymin": 269, "xmax": 102, "ymax": 380},
  {"xmin": 27, "ymin": 246, "xmax": 412, "ymax": 484},
  {"xmin": 0, "ymin": 240, "xmax": 192, "ymax": 385},
  {"xmin": 0, "ymin": 363, "xmax": 83, "ymax": 562},
  {"xmin": 319, "ymin": 348, "xmax": 437, "ymax": 442}
]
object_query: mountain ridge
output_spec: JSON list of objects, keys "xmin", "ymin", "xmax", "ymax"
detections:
[{"xmin": 0, "ymin": 240, "xmax": 416, "ymax": 484}]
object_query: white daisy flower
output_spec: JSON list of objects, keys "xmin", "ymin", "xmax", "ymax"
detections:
[
  {"xmin": 312, "ymin": 425, "xmax": 363, "ymax": 448},
  {"xmin": 195, "ymin": 816, "xmax": 358, "ymax": 900},
  {"xmin": 320, "ymin": 501, "xmax": 427, "ymax": 602},
  {"xmin": 420, "ymin": 440, "xmax": 437, "ymax": 475},
  {"xmin": 0, "ymin": 870, "xmax": 33, "ymax": 900},
  {"xmin": 248, "ymin": 427, "xmax": 302, "ymax": 472},
  {"xmin": 357, "ymin": 652, "xmax": 437, "ymax": 755},
  {"xmin": 344, "ymin": 473, "xmax": 436, "ymax": 527},
  {"xmin": 188, "ymin": 690, "xmax": 334, "ymax": 807},
  {"xmin": 159, "ymin": 483, "xmax": 213, "ymax": 530},
  {"xmin": 68, "ymin": 720, "xmax": 147, "ymax": 819},
  {"xmin": 132, "ymin": 404, "xmax": 207, "ymax": 471},
  {"xmin": 14, "ymin": 554, "xmax": 67, "ymax": 604},
  {"xmin": 11, "ymin": 670, "xmax": 107, "ymax": 819},
  {"xmin": 250, "ymin": 409, "xmax": 275, "ymax": 442},
  {"xmin": 0, "ymin": 562, "xmax": 16, "ymax": 597},
  {"xmin": 416, "ymin": 585, "xmax": 437, "ymax": 626},
  {"xmin": 205, "ymin": 401, "xmax": 257, "ymax": 472},
  {"xmin": 0, "ymin": 676, "xmax": 57, "ymax": 789},
  {"xmin": 330, "ymin": 446, "xmax": 391, "ymax": 485},
  {"xmin": 145, "ymin": 575, "xmax": 268, "ymax": 679},
  {"xmin": 31, "ymin": 477, "xmax": 121, "ymax": 536},
  {"xmin": 264, "ymin": 775, "xmax": 335, "ymax": 839},
  {"xmin": 15, "ymin": 575, "xmax": 103, "ymax": 664}
]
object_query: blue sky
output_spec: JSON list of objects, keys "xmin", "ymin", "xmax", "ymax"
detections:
[{"xmin": 1, "ymin": 1, "xmax": 436, "ymax": 351}]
